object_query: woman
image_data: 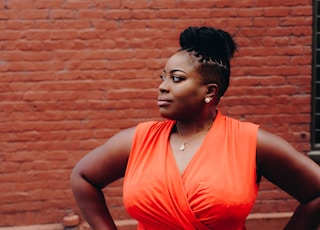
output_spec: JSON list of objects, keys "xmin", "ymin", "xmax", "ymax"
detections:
[{"xmin": 71, "ymin": 26, "xmax": 320, "ymax": 229}]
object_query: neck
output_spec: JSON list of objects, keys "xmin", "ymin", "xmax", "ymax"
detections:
[{"xmin": 176, "ymin": 110, "xmax": 217, "ymax": 135}]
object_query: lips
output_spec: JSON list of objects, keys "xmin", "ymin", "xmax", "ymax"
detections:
[{"xmin": 157, "ymin": 97, "xmax": 172, "ymax": 106}]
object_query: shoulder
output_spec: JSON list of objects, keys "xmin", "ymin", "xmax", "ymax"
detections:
[
  {"xmin": 111, "ymin": 120, "xmax": 168, "ymax": 142},
  {"xmin": 256, "ymin": 128, "xmax": 307, "ymax": 170},
  {"xmin": 134, "ymin": 119, "xmax": 174, "ymax": 136},
  {"xmin": 256, "ymin": 128, "xmax": 313, "ymax": 177},
  {"xmin": 219, "ymin": 112, "xmax": 259, "ymax": 135},
  {"xmin": 256, "ymin": 128, "xmax": 297, "ymax": 162},
  {"xmin": 256, "ymin": 128, "xmax": 320, "ymax": 202}
]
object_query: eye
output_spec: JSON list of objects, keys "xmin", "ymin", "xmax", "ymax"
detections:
[
  {"xmin": 172, "ymin": 75, "xmax": 183, "ymax": 82},
  {"xmin": 160, "ymin": 75, "xmax": 165, "ymax": 81}
]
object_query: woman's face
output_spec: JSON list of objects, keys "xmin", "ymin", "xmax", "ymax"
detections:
[{"xmin": 157, "ymin": 50, "xmax": 208, "ymax": 120}]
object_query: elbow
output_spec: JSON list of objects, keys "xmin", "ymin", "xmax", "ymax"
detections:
[
  {"xmin": 70, "ymin": 163, "xmax": 80, "ymax": 191},
  {"xmin": 70, "ymin": 161, "xmax": 102, "ymax": 193},
  {"xmin": 70, "ymin": 161, "xmax": 86, "ymax": 193}
]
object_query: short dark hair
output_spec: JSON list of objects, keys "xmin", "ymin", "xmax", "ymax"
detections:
[{"xmin": 179, "ymin": 26, "xmax": 237, "ymax": 97}]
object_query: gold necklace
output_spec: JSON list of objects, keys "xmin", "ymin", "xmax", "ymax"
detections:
[{"xmin": 176, "ymin": 122, "xmax": 212, "ymax": 151}]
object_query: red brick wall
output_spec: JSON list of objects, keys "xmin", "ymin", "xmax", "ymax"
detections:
[{"xmin": 0, "ymin": 0, "xmax": 312, "ymax": 227}]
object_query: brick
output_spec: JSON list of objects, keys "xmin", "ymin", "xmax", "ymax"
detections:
[
  {"xmin": 104, "ymin": 9, "xmax": 132, "ymax": 20},
  {"xmin": 7, "ymin": 0, "xmax": 34, "ymax": 9},
  {"xmin": 19, "ymin": 9, "xmax": 49, "ymax": 19},
  {"xmin": 0, "ymin": 10, "xmax": 19, "ymax": 20},
  {"xmin": 22, "ymin": 30, "xmax": 51, "ymax": 40},
  {"xmin": 95, "ymin": 0, "xmax": 121, "ymax": 9},
  {"xmin": 49, "ymin": 9, "xmax": 78, "ymax": 19},
  {"xmin": 35, "ymin": 0, "xmax": 62, "ymax": 9},
  {"xmin": 253, "ymin": 17, "xmax": 280, "ymax": 27},
  {"xmin": 79, "ymin": 10, "xmax": 104, "ymax": 20},
  {"xmin": 0, "ymin": 30, "xmax": 20, "ymax": 40},
  {"xmin": 263, "ymin": 7, "xmax": 290, "ymax": 17},
  {"xmin": 62, "ymin": 0, "xmax": 93, "ymax": 10}
]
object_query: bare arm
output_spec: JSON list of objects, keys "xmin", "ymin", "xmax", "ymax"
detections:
[
  {"xmin": 257, "ymin": 128, "xmax": 320, "ymax": 230},
  {"xmin": 70, "ymin": 127, "xmax": 136, "ymax": 230}
]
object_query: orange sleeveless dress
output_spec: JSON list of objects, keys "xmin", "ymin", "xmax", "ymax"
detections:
[{"xmin": 123, "ymin": 111, "xmax": 259, "ymax": 230}]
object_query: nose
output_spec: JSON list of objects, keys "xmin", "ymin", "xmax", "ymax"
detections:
[{"xmin": 158, "ymin": 78, "xmax": 170, "ymax": 93}]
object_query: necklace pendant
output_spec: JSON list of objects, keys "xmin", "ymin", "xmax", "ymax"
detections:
[{"xmin": 180, "ymin": 143, "xmax": 185, "ymax": 151}]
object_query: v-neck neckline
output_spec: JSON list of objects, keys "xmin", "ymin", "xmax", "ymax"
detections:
[{"xmin": 167, "ymin": 111, "xmax": 220, "ymax": 178}]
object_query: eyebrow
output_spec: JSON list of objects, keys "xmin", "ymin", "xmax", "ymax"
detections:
[{"xmin": 162, "ymin": 69, "xmax": 187, "ymax": 74}]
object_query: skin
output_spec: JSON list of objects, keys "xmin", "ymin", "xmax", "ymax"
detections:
[{"xmin": 71, "ymin": 50, "xmax": 320, "ymax": 229}]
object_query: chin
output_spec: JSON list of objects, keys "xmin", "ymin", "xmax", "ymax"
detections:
[
  {"xmin": 159, "ymin": 110, "xmax": 177, "ymax": 121},
  {"xmin": 159, "ymin": 110, "xmax": 171, "ymax": 119}
]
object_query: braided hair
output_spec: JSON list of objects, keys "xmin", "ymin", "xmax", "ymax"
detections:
[{"xmin": 179, "ymin": 26, "xmax": 237, "ymax": 98}]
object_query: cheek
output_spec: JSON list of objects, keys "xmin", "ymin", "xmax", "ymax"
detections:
[{"xmin": 175, "ymin": 87, "xmax": 204, "ymax": 106}]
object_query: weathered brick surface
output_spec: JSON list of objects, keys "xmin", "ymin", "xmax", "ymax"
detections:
[{"xmin": 0, "ymin": 0, "xmax": 313, "ymax": 227}]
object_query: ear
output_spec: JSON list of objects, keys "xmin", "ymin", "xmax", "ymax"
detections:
[{"xmin": 206, "ymin": 83, "xmax": 219, "ymax": 98}]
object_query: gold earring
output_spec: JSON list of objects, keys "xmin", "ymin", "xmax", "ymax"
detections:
[{"xmin": 205, "ymin": 97, "xmax": 212, "ymax": 103}]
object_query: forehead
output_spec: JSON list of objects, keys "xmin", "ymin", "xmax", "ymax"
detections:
[{"xmin": 164, "ymin": 51, "xmax": 199, "ymax": 73}]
